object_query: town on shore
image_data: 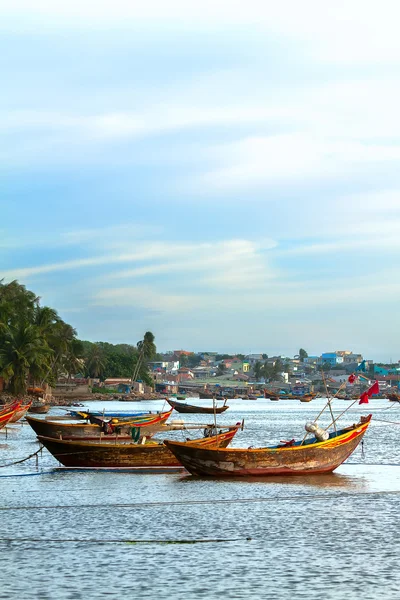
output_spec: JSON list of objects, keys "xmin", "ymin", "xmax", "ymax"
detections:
[
  {"xmin": 1, "ymin": 280, "xmax": 398, "ymax": 405},
  {"xmin": 23, "ymin": 348, "xmax": 399, "ymax": 405}
]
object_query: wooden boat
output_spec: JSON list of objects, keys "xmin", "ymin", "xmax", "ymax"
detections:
[
  {"xmin": 8, "ymin": 401, "xmax": 32, "ymax": 422},
  {"xmin": 0, "ymin": 401, "xmax": 32, "ymax": 422},
  {"xmin": 69, "ymin": 409, "xmax": 150, "ymax": 419},
  {"xmin": 167, "ymin": 399, "xmax": 229, "ymax": 414},
  {"xmin": 299, "ymin": 395, "xmax": 313, "ymax": 403},
  {"xmin": 0, "ymin": 402, "xmax": 22, "ymax": 430},
  {"xmin": 198, "ymin": 390, "xmax": 215, "ymax": 399},
  {"xmin": 387, "ymin": 392, "xmax": 400, "ymax": 402},
  {"xmin": 263, "ymin": 388, "xmax": 279, "ymax": 399},
  {"xmin": 164, "ymin": 415, "xmax": 372, "ymax": 477},
  {"xmin": 25, "ymin": 409, "xmax": 173, "ymax": 440},
  {"xmin": 37, "ymin": 425, "xmax": 240, "ymax": 468}
]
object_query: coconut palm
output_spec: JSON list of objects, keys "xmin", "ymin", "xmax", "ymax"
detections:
[
  {"xmin": 132, "ymin": 331, "xmax": 156, "ymax": 383},
  {"xmin": 86, "ymin": 343, "xmax": 106, "ymax": 379},
  {"xmin": 0, "ymin": 322, "xmax": 51, "ymax": 395},
  {"xmin": 0, "ymin": 279, "xmax": 38, "ymax": 326}
]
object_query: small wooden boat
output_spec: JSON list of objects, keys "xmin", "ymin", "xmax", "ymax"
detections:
[
  {"xmin": 167, "ymin": 399, "xmax": 229, "ymax": 414},
  {"xmin": 25, "ymin": 409, "xmax": 173, "ymax": 440},
  {"xmin": 37, "ymin": 425, "xmax": 240, "ymax": 468},
  {"xmin": 8, "ymin": 401, "xmax": 32, "ymax": 422},
  {"xmin": 387, "ymin": 393, "xmax": 400, "ymax": 402},
  {"xmin": 68, "ymin": 409, "xmax": 150, "ymax": 419},
  {"xmin": 263, "ymin": 388, "xmax": 279, "ymax": 399},
  {"xmin": 0, "ymin": 401, "xmax": 32, "ymax": 422},
  {"xmin": 299, "ymin": 395, "xmax": 313, "ymax": 403},
  {"xmin": 0, "ymin": 402, "xmax": 22, "ymax": 430},
  {"xmin": 198, "ymin": 390, "xmax": 215, "ymax": 399},
  {"xmin": 164, "ymin": 415, "xmax": 372, "ymax": 477}
]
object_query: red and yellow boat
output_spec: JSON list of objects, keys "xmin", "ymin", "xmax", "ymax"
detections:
[
  {"xmin": 164, "ymin": 415, "xmax": 372, "ymax": 477},
  {"xmin": 0, "ymin": 401, "xmax": 22, "ymax": 430}
]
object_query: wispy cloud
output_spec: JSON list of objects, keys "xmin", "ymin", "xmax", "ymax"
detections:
[{"xmin": 199, "ymin": 135, "xmax": 400, "ymax": 191}]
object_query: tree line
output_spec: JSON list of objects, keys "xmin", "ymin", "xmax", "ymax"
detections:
[{"xmin": 0, "ymin": 280, "xmax": 156, "ymax": 395}]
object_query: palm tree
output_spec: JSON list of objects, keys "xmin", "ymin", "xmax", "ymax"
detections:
[
  {"xmin": 0, "ymin": 322, "xmax": 51, "ymax": 395},
  {"xmin": 132, "ymin": 332, "xmax": 156, "ymax": 383},
  {"xmin": 40, "ymin": 321, "xmax": 77, "ymax": 385},
  {"xmin": 33, "ymin": 306, "xmax": 60, "ymax": 335},
  {"xmin": 254, "ymin": 361, "xmax": 263, "ymax": 380},
  {"xmin": 86, "ymin": 344, "xmax": 106, "ymax": 379},
  {"xmin": 0, "ymin": 279, "xmax": 38, "ymax": 327}
]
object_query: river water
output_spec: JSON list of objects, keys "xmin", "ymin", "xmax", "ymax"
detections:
[{"xmin": 1, "ymin": 397, "xmax": 400, "ymax": 600}]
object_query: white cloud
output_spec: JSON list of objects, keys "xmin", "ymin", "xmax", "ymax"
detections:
[
  {"xmin": 0, "ymin": 238, "xmax": 276, "ymax": 288},
  {"xmin": 2, "ymin": 0, "xmax": 400, "ymax": 67},
  {"xmin": 199, "ymin": 134, "xmax": 400, "ymax": 191}
]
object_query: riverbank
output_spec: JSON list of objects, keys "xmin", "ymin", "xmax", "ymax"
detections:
[{"xmin": 0, "ymin": 390, "xmax": 167, "ymax": 406}]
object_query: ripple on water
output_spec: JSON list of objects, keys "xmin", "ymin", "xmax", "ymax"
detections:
[{"xmin": 2, "ymin": 399, "xmax": 400, "ymax": 599}]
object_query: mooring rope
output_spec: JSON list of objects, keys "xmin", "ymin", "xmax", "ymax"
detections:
[
  {"xmin": 369, "ymin": 417, "xmax": 400, "ymax": 425},
  {"xmin": 0, "ymin": 446, "xmax": 42, "ymax": 469}
]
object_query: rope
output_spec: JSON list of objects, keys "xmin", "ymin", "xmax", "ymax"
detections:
[
  {"xmin": 2, "ymin": 489, "xmax": 400, "ymax": 511},
  {"xmin": 369, "ymin": 417, "xmax": 400, "ymax": 425},
  {"xmin": 0, "ymin": 446, "xmax": 42, "ymax": 469},
  {"xmin": 0, "ymin": 536, "xmax": 251, "ymax": 545}
]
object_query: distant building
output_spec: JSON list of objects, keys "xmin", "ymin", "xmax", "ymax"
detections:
[{"xmin": 321, "ymin": 353, "xmax": 344, "ymax": 366}]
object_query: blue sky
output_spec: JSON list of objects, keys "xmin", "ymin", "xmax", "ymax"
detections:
[{"xmin": 2, "ymin": 1, "xmax": 400, "ymax": 360}]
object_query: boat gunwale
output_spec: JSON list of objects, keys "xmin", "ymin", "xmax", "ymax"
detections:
[
  {"xmin": 37, "ymin": 425, "xmax": 240, "ymax": 449},
  {"xmin": 165, "ymin": 416, "xmax": 372, "ymax": 454}
]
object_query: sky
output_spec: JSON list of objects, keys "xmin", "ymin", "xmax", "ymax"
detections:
[{"xmin": 1, "ymin": 0, "xmax": 400, "ymax": 361}]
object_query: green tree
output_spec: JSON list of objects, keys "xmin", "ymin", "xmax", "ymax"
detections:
[
  {"xmin": 178, "ymin": 354, "xmax": 189, "ymax": 368},
  {"xmin": 273, "ymin": 358, "xmax": 284, "ymax": 377},
  {"xmin": 216, "ymin": 363, "xmax": 227, "ymax": 376},
  {"xmin": 0, "ymin": 280, "xmax": 83, "ymax": 394},
  {"xmin": 86, "ymin": 343, "xmax": 106, "ymax": 378},
  {"xmin": 187, "ymin": 354, "xmax": 201, "ymax": 368},
  {"xmin": 299, "ymin": 348, "xmax": 308, "ymax": 362},
  {"xmin": 253, "ymin": 361, "xmax": 263, "ymax": 380},
  {"xmin": 132, "ymin": 332, "xmax": 156, "ymax": 384},
  {"xmin": 0, "ymin": 322, "xmax": 51, "ymax": 395}
]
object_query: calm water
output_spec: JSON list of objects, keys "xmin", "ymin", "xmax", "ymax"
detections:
[{"xmin": 1, "ymin": 397, "xmax": 400, "ymax": 600}]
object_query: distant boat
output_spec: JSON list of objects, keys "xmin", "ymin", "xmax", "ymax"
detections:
[
  {"xmin": 164, "ymin": 415, "xmax": 372, "ymax": 477},
  {"xmin": 28, "ymin": 401, "xmax": 50, "ymax": 414},
  {"xmin": 198, "ymin": 390, "xmax": 215, "ymax": 399},
  {"xmin": 387, "ymin": 393, "xmax": 400, "ymax": 402},
  {"xmin": 167, "ymin": 399, "xmax": 229, "ymax": 414}
]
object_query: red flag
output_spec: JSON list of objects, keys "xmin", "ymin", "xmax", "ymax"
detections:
[
  {"xmin": 359, "ymin": 391, "xmax": 369, "ymax": 405},
  {"xmin": 348, "ymin": 373, "xmax": 357, "ymax": 384},
  {"xmin": 367, "ymin": 381, "xmax": 379, "ymax": 396}
]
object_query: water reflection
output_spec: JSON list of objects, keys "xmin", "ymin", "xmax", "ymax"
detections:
[{"xmin": 177, "ymin": 471, "xmax": 367, "ymax": 490}]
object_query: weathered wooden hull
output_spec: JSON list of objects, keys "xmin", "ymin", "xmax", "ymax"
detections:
[
  {"xmin": 167, "ymin": 399, "xmax": 229, "ymax": 414},
  {"xmin": 25, "ymin": 410, "xmax": 172, "ymax": 440},
  {"xmin": 198, "ymin": 391, "xmax": 215, "ymax": 399},
  {"xmin": 387, "ymin": 393, "xmax": 400, "ymax": 402},
  {"xmin": 38, "ymin": 427, "xmax": 239, "ymax": 468},
  {"xmin": 164, "ymin": 417, "xmax": 371, "ymax": 477},
  {"xmin": 0, "ymin": 402, "xmax": 22, "ymax": 430},
  {"xmin": 9, "ymin": 403, "xmax": 32, "ymax": 423},
  {"xmin": 28, "ymin": 404, "xmax": 51, "ymax": 414}
]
